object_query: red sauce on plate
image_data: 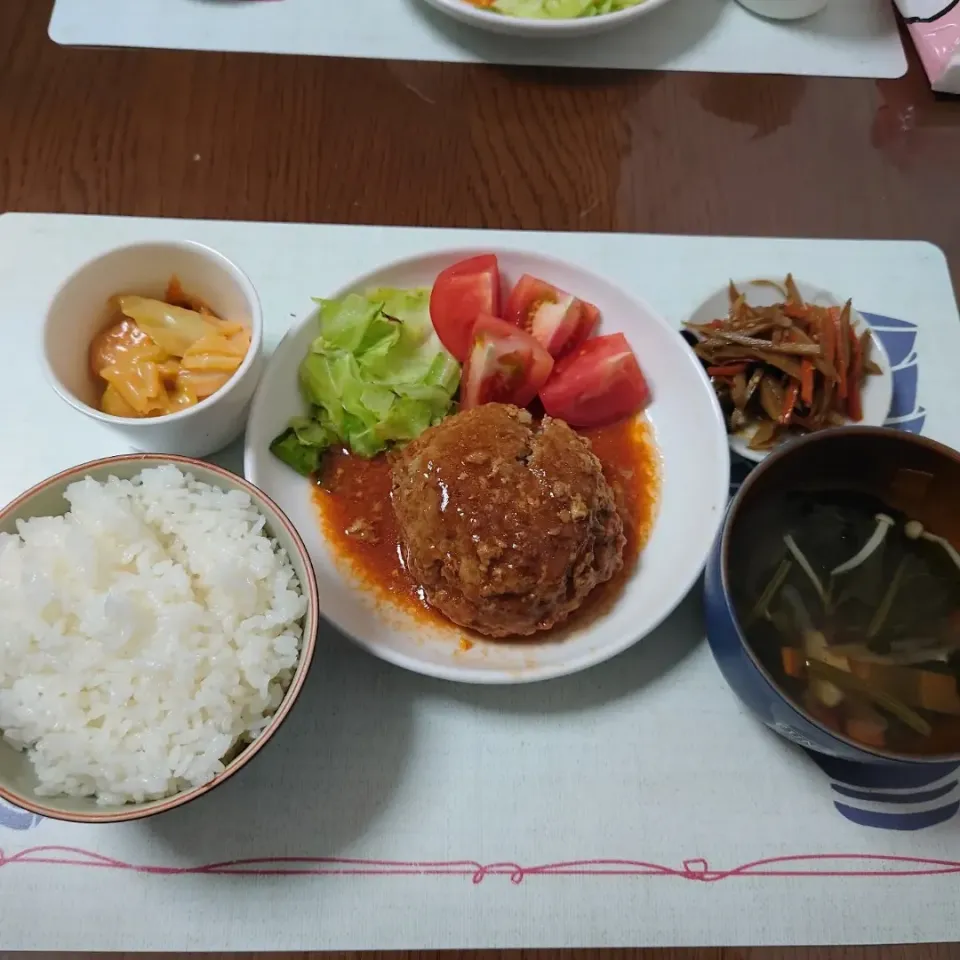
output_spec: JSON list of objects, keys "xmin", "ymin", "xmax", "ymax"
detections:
[{"xmin": 312, "ymin": 417, "xmax": 660, "ymax": 640}]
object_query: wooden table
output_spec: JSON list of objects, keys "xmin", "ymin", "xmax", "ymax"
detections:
[{"xmin": 2, "ymin": 0, "xmax": 960, "ymax": 957}]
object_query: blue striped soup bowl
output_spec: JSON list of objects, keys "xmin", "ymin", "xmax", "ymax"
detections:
[{"xmin": 704, "ymin": 425, "xmax": 960, "ymax": 771}]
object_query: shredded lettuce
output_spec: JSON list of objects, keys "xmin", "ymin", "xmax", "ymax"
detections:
[
  {"xmin": 270, "ymin": 288, "xmax": 460, "ymax": 475},
  {"xmin": 486, "ymin": 0, "xmax": 646, "ymax": 17}
]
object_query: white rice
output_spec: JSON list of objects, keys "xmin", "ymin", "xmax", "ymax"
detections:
[{"xmin": 0, "ymin": 465, "xmax": 307, "ymax": 806}]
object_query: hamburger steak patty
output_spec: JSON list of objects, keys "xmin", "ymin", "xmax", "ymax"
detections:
[{"xmin": 390, "ymin": 403, "xmax": 625, "ymax": 638}]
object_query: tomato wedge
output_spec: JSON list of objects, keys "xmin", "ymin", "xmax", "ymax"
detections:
[
  {"xmin": 461, "ymin": 315, "xmax": 554, "ymax": 410},
  {"xmin": 539, "ymin": 333, "xmax": 650, "ymax": 428},
  {"xmin": 429, "ymin": 255, "xmax": 501, "ymax": 362},
  {"xmin": 504, "ymin": 274, "xmax": 599, "ymax": 359}
]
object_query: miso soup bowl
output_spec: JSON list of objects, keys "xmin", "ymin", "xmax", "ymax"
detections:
[{"xmin": 705, "ymin": 426, "xmax": 960, "ymax": 767}]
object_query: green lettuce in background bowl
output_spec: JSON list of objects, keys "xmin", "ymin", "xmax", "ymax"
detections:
[{"xmin": 487, "ymin": 0, "xmax": 647, "ymax": 16}]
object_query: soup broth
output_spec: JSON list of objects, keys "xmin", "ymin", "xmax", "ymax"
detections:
[{"xmin": 732, "ymin": 489, "xmax": 960, "ymax": 756}]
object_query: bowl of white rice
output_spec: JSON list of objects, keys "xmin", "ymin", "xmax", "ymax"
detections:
[{"xmin": 0, "ymin": 455, "xmax": 319, "ymax": 823}]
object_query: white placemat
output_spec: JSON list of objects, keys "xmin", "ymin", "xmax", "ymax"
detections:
[
  {"xmin": 48, "ymin": 0, "xmax": 907, "ymax": 78},
  {"xmin": 1, "ymin": 214, "xmax": 959, "ymax": 952}
]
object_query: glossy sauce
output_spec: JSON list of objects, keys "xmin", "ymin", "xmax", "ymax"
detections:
[
  {"xmin": 89, "ymin": 316, "xmax": 156, "ymax": 375},
  {"xmin": 313, "ymin": 417, "xmax": 660, "ymax": 640}
]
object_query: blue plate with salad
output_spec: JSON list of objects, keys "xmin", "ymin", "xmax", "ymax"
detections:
[
  {"xmin": 419, "ymin": 0, "xmax": 678, "ymax": 37},
  {"xmin": 243, "ymin": 248, "xmax": 728, "ymax": 684}
]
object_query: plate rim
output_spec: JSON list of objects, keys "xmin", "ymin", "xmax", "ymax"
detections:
[{"xmin": 418, "ymin": 0, "xmax": 679, "ymax": 36}]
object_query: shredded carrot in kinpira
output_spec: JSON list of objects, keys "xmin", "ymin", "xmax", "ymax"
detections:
[
  {"xmin": 800, "ymin": 359, "xmax": 814, "ymax": 407},
  {"xmin": 683, "ymin": 274, "xmax": 883, "ymax": 452},
  {"xmin": 707, "ymin": 363, "xmax": 747, "ymax": 378}
]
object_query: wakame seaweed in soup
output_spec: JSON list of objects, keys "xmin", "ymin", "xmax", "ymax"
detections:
[{"xmin": 731, "ymin": 489, "xmax": 960, "ymax": 756}]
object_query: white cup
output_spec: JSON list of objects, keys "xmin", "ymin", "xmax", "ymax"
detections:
[
  {"xmin": 43, "ymin": 240, "xmax": 263, "ymax": 459},
  {"xmin": 736, "ymin": 0, "xmax": 829, "ymax": 19}
]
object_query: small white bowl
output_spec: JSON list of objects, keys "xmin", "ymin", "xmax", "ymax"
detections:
[
  {"xmin": 420, "ymin": 0, "xmax": 678, "ymax": 38},
  {"xmin": 244, "ymin": 248, "xmax": 729, "ymax": 684},
  {"xmin": 686, "ymin": 277, "xmax": 893, "ymax": 464},
  {"xmin": 42, "ymin": 241, "xmax": 263, "ymax": 459},
  {"xmin": 736, "ymin": 0, "xmax": 829, "ymax": 20}
]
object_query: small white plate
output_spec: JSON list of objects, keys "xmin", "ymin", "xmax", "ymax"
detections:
[
  {"xmin": 244, "ymin": 249, "xmax": 729, "ymax": 684},
  {"xmin": 686, "ymin": 278, "xmax": 893, "ymax": 464},
  {"xmin": 419, "ymin": 0, "xmax": 678, "ymax": 38}
]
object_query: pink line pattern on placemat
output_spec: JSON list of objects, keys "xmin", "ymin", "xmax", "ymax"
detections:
[{"xmin": 3, "ymin": 847, "xmax": 960, "ymax": 884}]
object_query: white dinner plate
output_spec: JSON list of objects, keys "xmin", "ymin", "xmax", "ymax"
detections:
[{"xmin": 244, "ymin": 249, "xmax": 729, "ymax": 683}]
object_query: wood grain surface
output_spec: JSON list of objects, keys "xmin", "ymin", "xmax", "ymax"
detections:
[
  {"xmin": 1, "ymin": 0, "xmax": 959, "ymax": 956},
  {"xmin": 2, "ymin": 0, "xmax": 959, "ymax": 286}
]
